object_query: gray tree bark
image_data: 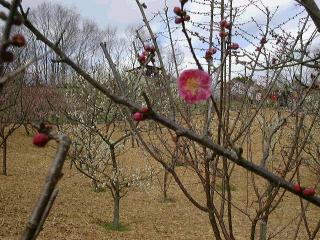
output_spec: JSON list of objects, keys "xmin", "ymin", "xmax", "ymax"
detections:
[{"xmin": 112, "ymin": 191, "xmax": 120, "ymax": 227}]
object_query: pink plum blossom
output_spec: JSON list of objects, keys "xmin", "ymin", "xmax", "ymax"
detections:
[{"xmin": 177, "ymin": 69, "xmax": 212, "ymax": 104}]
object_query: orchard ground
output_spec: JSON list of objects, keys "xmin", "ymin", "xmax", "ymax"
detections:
[{"xmin": 0, "ymin": 122, "xmax": 319, "ymax": 240}]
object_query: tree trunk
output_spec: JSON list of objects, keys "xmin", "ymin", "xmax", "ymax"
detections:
[
  {"xmin": 208, "ymin": 211, "xmax": 222, "ymax": 240},
  {"xmin": 259, "ymin": 188, "xmax": 271, "ymax": 240},
  {"xmin": 2, "ymin": 138, "xmax": 7, "ymax": 176},
  {"xmin": 112, "ymin": 191, "xmax": 120, "ymax": 227},
  {"xmin": 205, "ymin": 158, "xmax": 223, "ymax": 240},
  {"xmin": 163, "ymin": 168, "xmax": 168, "ymax": 200},
  {"xmin": 259, "ymin": 218, "xmax": 267, "ymax": 240}
]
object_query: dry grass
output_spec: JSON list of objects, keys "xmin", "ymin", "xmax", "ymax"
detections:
[{"xmin": 0, "ymin": 127, "xmax": 319, "ymax": 239}]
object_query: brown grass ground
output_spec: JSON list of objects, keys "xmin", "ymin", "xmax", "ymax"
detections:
[{"xmin": 1, "ymin": 127, "xmax": 320, "ymax": 239}]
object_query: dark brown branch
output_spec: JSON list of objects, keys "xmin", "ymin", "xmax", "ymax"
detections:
[
  {"xmin": 0, "ymin": 0, "xmax": 20, "ymax": 62},
  {"xmin": 135, "ymin": 0, "xmax": 166, "ymax": 74},
  {"xmin": 21, "ymin": 131, "xmax": 71, "ymax": 240},
  {"xmin": 33, "ymin": 189, "xmax": 59, "ymax": 239},
  {"xmin": 296, "ymin": 0, "xmax": 320, "ymax": 32}
]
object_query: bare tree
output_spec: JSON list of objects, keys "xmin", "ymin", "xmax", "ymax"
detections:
[
  {"xmin": 1, "ymin": 0, "xmax": 320, "ymax": 239},
  {"xmin": 62, "ymin": 80, "xmax": 153, "ymax": 228}
]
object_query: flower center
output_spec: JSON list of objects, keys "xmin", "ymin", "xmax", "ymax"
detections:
[{"xmin": 185, "ymin": 77, "xmax": 200, "ymax": 93}]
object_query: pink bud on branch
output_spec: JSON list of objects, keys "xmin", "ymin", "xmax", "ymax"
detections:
[
  {"xmin": 229, "ymin": 43, "xmax": 239, "ymax": 50},
  {"xmin": 184, "ymin": 15, "xmax": 191, "ymax": 21},
  {"xmin": 33, "ymin": 133, "xmax": 50, "ymax": 147},
  {"xmin": 220, "ymin": 19, "xmax": 231, "ymax": 29},
  {"xmin": 140, "ymin": 107, "xmax": 149, "ymax": 113},
  {"xmin": 173, "ymin": 7, "xmax": 182, "ymax": 16},
  {"xmin": 175, "ymin": 17, "xmax": 183, "ymax": 24},
  {"xmin": 260, "ymin": 37, "xmax": 267, "ymax": 45},
  {"xmin": 293, "ymin": 184, "xmax": 302, "ymax": 193},
  {"xmin": 133, "ymin": 112, "xmax": 145, "ymax": 121},
  {"xmin": 303, "ymin": 188, "xmax": 316, "ymax": 197},
  {"xmin": 11, "ymin": 34, "xmax": 26, "ymax": 47},
  {"xmin": 219, "ymin": 31, "xmax": 228, "ymax": 38},
  {"xmin": 138, "ymin": 54, "xmax": 147, "ymax": 64}
]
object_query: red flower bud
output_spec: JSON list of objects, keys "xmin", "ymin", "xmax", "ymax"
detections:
[
  {"xmin": 133, "ymin": 112, "xmax": 144, "ymax": 121},
  {"xmin": 220, "ymin": 19, "xmax": 227, "ymax": 28},
  {"xmin": 144, "ymin": 44, "xmax": 155, "ymax": 53},
  {"xmin": 11, "ymin": 34, "xmax": 26, "ymax": 47},
  {"xmin": 175, "ymin": 17, "xmax": 183, "ymax": 24},
  {"xmin": 224, "ymin": 22, "xmax": 231, "ymax": 30},
  {"xmin": 33, "ymin": 133, "xmax": 50, "ymax": 147},
  {"xmin": 205, "ymin": 48, "xmax": 217, "ymax": 61},
  {"xmin": 173, "ymin": 7, "xmax": 182, "ymax": 16},
  {"xmin": 138, "ymin": 54, "xmax": 147, "ymax": 64},
  {"xmin": 230, "ymin": 43, "xmax": 239, "ymax": 50},
  {"xmin": 293, "ymin": 184, "xmax": 302, "ymax": 193},
  {"xmin": 271, "ymin": 94, "xmax": 277, "ymax": 101},
  {"xmin": 260, "ymin": 37, "xmax": 267, "ymax": 45},
  {"xmin": 143, "ymin": 44, "xmax": 150, "ymax": 51},
  {"xmin": 209, "ymin": 48, "xmax": 217, "ymax": 54},
  {"xmin": 219, "ymin": 31, "xmax": 228, "ymax": 38},
  {"xmin": 205, "ymin": 50, "xmax": 212, "ymax": 57},
  {"xmin": 1, "ymin": 51, "xmax": 14, "ymax": 62},
  {"xmin": 303, "ymin": 187, "xmax": 316, "ymax": 197},
  {"xmin": 150, "ymin": 46, "xmax": 156, "ymax": 53},
  {"xmin": 205, "ymin": 56, "xmax": 212, "ymax": 62},
  {"xmin": 140, "ymin": 107, "xmax": 149, "ymax": 113},
  {"xmin": 184, "ymin": 15, "xmax": 191, "ymax": 21}
]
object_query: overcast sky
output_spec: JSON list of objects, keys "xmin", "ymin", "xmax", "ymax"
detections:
[
  {"xmin": 21, "ymin": 0, "xmax": 177, "ymax": 30},
  {"xmin": 18, "ymin": 0, "xmax": 320, "ymax": 74},
  {"xmin": 20, "ymin": 0, "xmax": 304, "ymax": 29}
]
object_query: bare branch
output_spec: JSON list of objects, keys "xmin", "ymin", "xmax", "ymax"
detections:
[
  {"xmin": 21, "ymin": 128, "xmax": 71, "ymax": 240},
  {"xmin": 296, "ymin": 0, "xmax": 320, "ymax": 32}
]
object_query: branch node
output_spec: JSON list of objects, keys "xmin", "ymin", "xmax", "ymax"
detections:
[{"xmin": 141, "ymin": 91, "xmax": 152, "ymax": 110}]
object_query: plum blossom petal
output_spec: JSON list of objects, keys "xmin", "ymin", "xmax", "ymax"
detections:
[{"xmin": 177, "ymin": 69, "xmax": 212, "ymax": 104}]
